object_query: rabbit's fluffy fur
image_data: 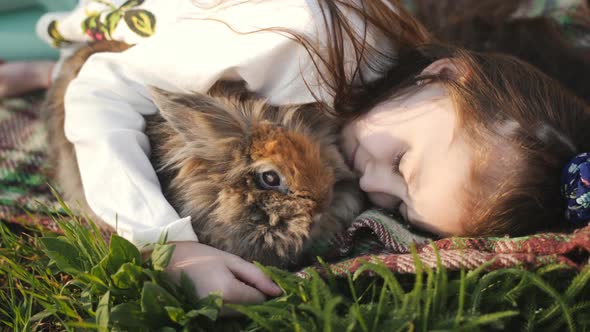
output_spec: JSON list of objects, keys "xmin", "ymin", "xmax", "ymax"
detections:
[{"xmin": 42, "ymin": 41, "xmax": 364, "ymax": 268}]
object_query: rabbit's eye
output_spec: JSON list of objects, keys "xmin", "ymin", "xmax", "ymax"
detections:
[
  {"xmin": 260, "ymin": 171, "xmax": 281, "ymax": 188},
  {"xmin": 255, "ymin": 170, "xmax": 290, "ymax": 194},
  {"xmin": 255, "ymin": 170, "xmax": 289, "ymax": 193}
]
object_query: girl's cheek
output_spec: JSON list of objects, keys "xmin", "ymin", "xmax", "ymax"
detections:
[{"xmin": 340, "ymin": 122, "xmax": 358, "ymax": 161}]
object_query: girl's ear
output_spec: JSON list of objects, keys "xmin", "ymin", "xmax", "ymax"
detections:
[
  {"xmin": 421, "ymin": 58, "xmax": 469, "ymax": 83},
  {"xmin": 148, "ymin": 86, "xmax": 246, "ymax": 149}
]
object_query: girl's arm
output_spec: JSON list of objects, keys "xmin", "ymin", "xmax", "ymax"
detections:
[{"xmin": 64, "ymin": 1, "xmax": 320, "ymax": 248}]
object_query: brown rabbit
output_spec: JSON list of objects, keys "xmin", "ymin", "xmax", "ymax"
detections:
[{"xmin": 42, "ymin": 41, "xmax": 365, "ymax": 268}]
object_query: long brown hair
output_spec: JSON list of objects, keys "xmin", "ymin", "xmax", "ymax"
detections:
[
  {"xmin": 285, "ymin": 0, "xmax": 590, "ymax": 236},
  {"xmin": 412, "ymin": 0, "xmax": 590, "ymax": 103}
]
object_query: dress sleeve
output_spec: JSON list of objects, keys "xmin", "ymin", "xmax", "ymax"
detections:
[{"xmin": 63, "ymin": 0, "xmax": 322, "ymax": 248}]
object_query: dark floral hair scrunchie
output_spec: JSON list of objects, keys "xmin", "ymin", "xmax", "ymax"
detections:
[{"xmin": 562, "ymin": 152, "xmax": 590, "ymax": 224}]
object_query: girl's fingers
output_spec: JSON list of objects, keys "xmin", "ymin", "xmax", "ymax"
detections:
[
  {"xmin": 224, "ymin": 277, "xmax": 267, "ymax": 304},
  {"xmin": 227, "ymin": 259, "xmax": 282, "ymax": 297}
]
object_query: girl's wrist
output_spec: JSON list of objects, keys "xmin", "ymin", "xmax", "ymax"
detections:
[
  {"xmin": 35, "ymin": 61, "xmax": 55, "ymax": 89},
  {"xmin": 168, "ymin": 240, "xmax": 200, "ymax": 245}
]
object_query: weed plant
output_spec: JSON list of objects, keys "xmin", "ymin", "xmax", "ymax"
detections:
[{"xmin": 0, "ymin": 196, "xmax": 588, "ymax": 331}]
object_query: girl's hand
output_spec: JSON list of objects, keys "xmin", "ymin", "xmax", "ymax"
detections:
[
  {"xmin": 164, "ymin": 241, "xmax": 282, "ymax": 309},
  {"xmin": 0, "ymin": 61, "xmax": 54, "ymax": 97}
]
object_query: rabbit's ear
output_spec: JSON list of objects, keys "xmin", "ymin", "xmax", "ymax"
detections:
[{"xmin": 149, "ymin": 86, "xmax": 246, "ymax": 145}]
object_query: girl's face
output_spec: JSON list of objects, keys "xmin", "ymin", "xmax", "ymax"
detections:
[{"xmin": 341, "ymin": 83, "xmax": 473, "ymax": 236}]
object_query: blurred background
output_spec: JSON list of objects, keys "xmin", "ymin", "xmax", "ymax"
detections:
[{"xmin": 0, "ymin": 0, "xmax": 76, "ymax": 60}]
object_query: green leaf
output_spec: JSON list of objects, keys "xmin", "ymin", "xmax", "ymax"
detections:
[
  {"xmin": 228, "ymin": 305, "xmax": 275, "ymax": 331},
  {"xmin": 179, "ymin": 271, "xmax": 199, "ymax": 306},
  {"xmin": 151, "ymin": 243, "xmax": 175, "ymax": 271},
  {"xmin": 110, "ymin": 235, "xmax": 141, "ymax": 265},
  {"xmin": 124, "ymin": 9, "xmax": 156, "ymax": 37},
  {"xmin": 185, "ymin": 306, "xmax": 219, "ymax": 321},
  {"xmin": 165, "ymin": 306, "xmax": 186, "ymax": 324},
  {"xmin": 564, "ymin": 265, "xmax": 590, "ymax": 300},
  {"xmin": 158, "ymin": 230, "xmax": 169, "ymax": 245},
  {"xmin": 141, "ymin": 282, "xmax": 181, "ymax": 324},
  {"xmin": 159, "ymin": 327, "xmax": 177, "ymax": 332},
  {"xmin": 255, "ymin": 263, "xmax": 301, "ymax": 296},
  {"xmin": 80, "ymin": 289, "xmax": 93, "ymax": 311},
  {"xmin": 96, "ymin": 291, "xmax": 110, "ymax": 332},
  {"xmin": 40, "ymin": 237, "xmax": 85, "ymax": 274},
  {"xmin": 196, "ymin": 292, "xmax": 223, "ymax": 315},
  {"xmin": 28, "ymin": 309, "xmax": 53, "ymax": 322},
  {"xmin": 89, "ymin": 265, "xmax": 109, "ymax": 295},
  {"xmin": 105, "ymin": 10, "xmax": 124, "ymax": 38},
  {"xmin": 120, "ymin": 0, "xmax": 145, "ymax": 10},
  {"xmin": 110, "ymin": 303, "xmax": 148, "ymax": 328},
  {"xmin": 101, "ymin": 235, "xmax": 141, "ymax": 275},
  {"xmin": 462, "ymin": 310, "xmax": 520, "ymax": 329},
  {"xmin": 112, "ymin": 262, "xmax": 144, "ymax": 289}
]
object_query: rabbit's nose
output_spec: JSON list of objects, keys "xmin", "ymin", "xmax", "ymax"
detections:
[{"xmin": 269, "ymin": 214, "xmax": 280, "ymax": 227}]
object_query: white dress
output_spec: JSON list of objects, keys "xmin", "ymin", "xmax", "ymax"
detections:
[{"xmin": 36, "ymin": 0, "xmax": 392, "ymax": 248}]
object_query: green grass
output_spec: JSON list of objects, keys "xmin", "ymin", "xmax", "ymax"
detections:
[{"xmin": 0, "ymin": 197, "xmax": 589, "ymax": 331}]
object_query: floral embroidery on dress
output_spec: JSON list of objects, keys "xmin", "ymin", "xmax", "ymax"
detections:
[
  {"xmin": 47, "ymin": 20, "xmax": 73, "ymax": 47},
  {"xmin": 47, "ymin": 0, "xmax": 156, "ymax": 46}
]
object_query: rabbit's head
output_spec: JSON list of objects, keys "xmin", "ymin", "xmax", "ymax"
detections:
[{"xmin": 147, "ymin": 82, "xmax": 364, "ymax": 268}]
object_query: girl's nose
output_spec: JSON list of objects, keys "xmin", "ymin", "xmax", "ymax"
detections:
[
  {"xmin": 358, "ymin": 161, "xmax": 406, "ymax": 208},
  {"xmin": 359, "ymin": 171, "xmax": 382, "ymax": 193},
  {"xmin": 358, "ymin": 161, "xmax": 399, "ymax": 193}
]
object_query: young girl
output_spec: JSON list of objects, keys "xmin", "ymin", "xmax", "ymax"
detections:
[{"xmin": 10, "ymin": 0, "xmax": 590, "ymax": 306}]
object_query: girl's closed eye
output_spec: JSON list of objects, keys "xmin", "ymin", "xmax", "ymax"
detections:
[
  {"xmin": 392, "ymin": 151, "xmax": 405, "ymax": 175},
  {"xmin": 392, "ymin": 151, "xmax": 408, "ymax": 213}
]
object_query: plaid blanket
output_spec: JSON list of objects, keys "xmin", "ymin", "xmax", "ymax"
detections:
[
  {"xmin": 303, "ymin": 210, "xmax": 590, "ymax": 277},
  {"xmin": 0, "ymin": 98, "xmax": 589, "ymax": 276},
  {"xmin": 0, "ymin": 98, "xmax": 62, "ymax": 233},
  {"xmin": 2, "ymin": 0, "xmax": 590, "ymax": 275}
]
